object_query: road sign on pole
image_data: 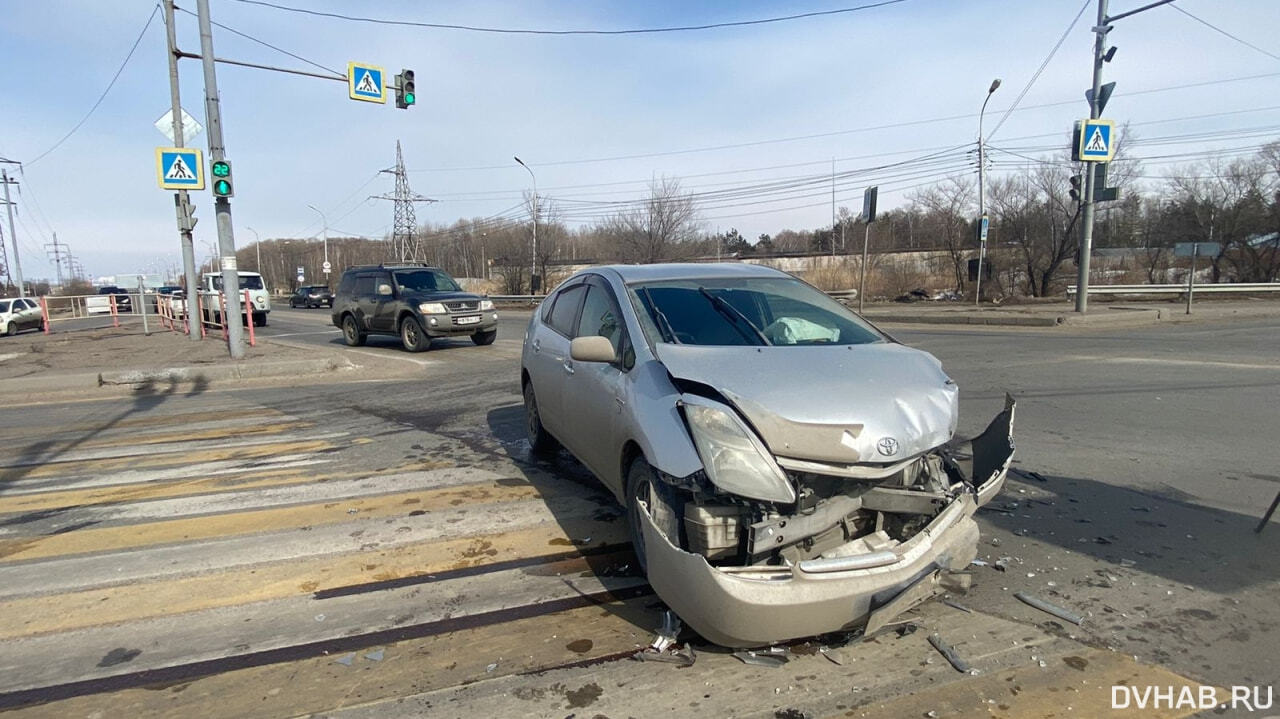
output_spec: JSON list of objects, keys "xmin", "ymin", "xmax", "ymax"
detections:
[
  {"xmin": 154, "ymin": 108, "xmax": 203, "ymax": 144},
  {"xmin": 979, "ymin": 214, "xmax": 989, "ymax": 242},
  {"xmin": 348, "ymin": 62, "xmax": 387, "ymax": 103},
  {"xmin": 1079, "ymin": 118, "xmax": 1116, "ymax": 162},
  {"xmin": 155, "ymin": 147, "xmax": 205, "ymax": 190},
  {"xmin": 322, "ymin": 261, "xmax": 332, "ymax": 274}
]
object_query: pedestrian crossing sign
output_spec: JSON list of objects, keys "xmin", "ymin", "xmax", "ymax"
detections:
[
  {"xmin": 348, "ymin": 62, "xmax": 387, "ymax": 103},
  {"xmin": 1078, "ymin": 118, "xmax": 1116, "ymax": 162},
  {"xmin": 155, "ymin": 147, "xmax": 205, "ymax": 190}
]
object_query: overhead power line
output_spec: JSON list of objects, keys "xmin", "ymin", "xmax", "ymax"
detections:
[
  {"xmin": 230, "ymin": 0, "xmax": 909, "ymax": 36},
  {"xmin": 986, "ymin": 0, "xmax": 1091, "ymax": 141},
  {"xmin": 1169, "ymin": 5, "xmax": 1280, "ymax": 64},
  {"xmin": 24, "ymin": 3, "xmax": 160, "ymax": 167},
  {"xmin": 174, "ymin": 6, "xmax": 344, "ymax": 77}
]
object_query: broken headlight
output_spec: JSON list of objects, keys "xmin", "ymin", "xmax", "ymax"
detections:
[{"xmin": 681, "ymin": 396, "xmax": 795, "ymax": 504}]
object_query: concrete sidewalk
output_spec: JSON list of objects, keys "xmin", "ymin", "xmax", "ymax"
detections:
[{"xmin": 859, "ymin": 297, "xmax": 1280, "ymax": 328}]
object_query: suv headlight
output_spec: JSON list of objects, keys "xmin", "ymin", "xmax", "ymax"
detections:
[
  {"xmin": 418, "ymin": 302, "xmax": 448, "ymax": 314},
  {"xmin": 681, "ymin": 396, "xmax": 795, "ymax": 503},
  {"xmin": 480, "ymin": 299, "xmax": 495, "ymax": 311}
]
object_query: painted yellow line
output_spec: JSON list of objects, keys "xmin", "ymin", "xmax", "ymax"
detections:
[
  {"xmin": 853, "ymin": 647, "xmax": 1218, "ymax": 719},
  {"xmin": 0, "ymin": 479, "xmax": 552, "ymax": 563},
  {"xmin": 12, "ymin": 593, "xmax": 656, "ymax": 719},
  {"xmin": 0, "ymin": 519, "xmax": 629, "ymax": 639},
  {"xmin": 0, "ymin": 438, "xmax": 334, "ymax": 479},
  {"xmin": 0, "ymin": 460, "xmax": 456, "ymax": 515},
  {"xmin": 0, "ymin": 408, "xmax": 289, "ymax": 441},
  {"xmin": 78, "ymin": 420, "xmax": 316, "ymax": 448}
]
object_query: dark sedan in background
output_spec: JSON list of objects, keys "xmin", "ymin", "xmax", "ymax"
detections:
[{"xmin": 288, "ymin": 285, "xmax": 333, "ymax": 308}]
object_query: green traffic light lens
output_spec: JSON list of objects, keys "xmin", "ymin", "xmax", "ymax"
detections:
[{"xmin": 405, "ymin": 92, "xmax": 415, "ymax": 104}]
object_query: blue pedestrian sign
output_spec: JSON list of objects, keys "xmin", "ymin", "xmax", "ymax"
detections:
[
  {"xmin": 155, "ymin": 147, "xmax": 205, "ymax": 190},
  {"xmin": 1078, "ymin": 118, "xmax": 1116, "ymax": 162},
  {"xmin": 979, "ymin": 214, "xmax": 989, "ymax": 242},
  {"xmin": 348, "ymin": 62, "xmax": 387, "ymax": 104}
]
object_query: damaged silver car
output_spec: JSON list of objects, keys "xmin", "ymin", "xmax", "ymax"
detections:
[{"xmin": 521, "ymin": 263, "xmax": 1015, "ymax": 648}]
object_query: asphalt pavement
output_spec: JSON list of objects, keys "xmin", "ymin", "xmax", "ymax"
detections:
[{"xmin": 0, "ymin": 311, "xmax": 1275, "ymax": 717}]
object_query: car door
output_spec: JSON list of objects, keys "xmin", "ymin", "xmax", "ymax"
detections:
[
  {"xmin": 527, "ymin": 281, "xmax": 586, "ymax": 439},
  {"xmin": 19, "ymin": 299, "xmax": 42, "ymax": 329},
  {"xmin": 559, "ymin": 276, "xmax": 633, "ymax": 493},
  {"xmin": 352, "ymin": 274, "xmax": 379, "ymax": 330},
  {"xmin": 370, "ymin": 272, "xmax": 399, "ymax": 332}
]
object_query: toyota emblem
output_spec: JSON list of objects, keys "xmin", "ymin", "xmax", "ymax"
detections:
[{"xmin": 876, "ymin": 437, "xmax": 900, "ymax": 456}]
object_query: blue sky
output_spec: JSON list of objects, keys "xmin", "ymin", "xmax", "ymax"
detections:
[{"xmin": 2, "ymin": 0, "xmax": 1278, "ymax": 281}]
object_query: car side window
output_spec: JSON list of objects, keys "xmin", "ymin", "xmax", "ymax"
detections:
[
  {"xmin": 354, "ymin": 275, "xmax": 375, "ymax": 297},
  {"xmin": 0, "ymin": 300, "xmax": 9, "ymax": 313},
  {"xmin": 337, "ymin": 274, "xmax": 356, "ymax": 296},
  {"xmin": 546, "ymin": 284, "xmax": 587, "ymax": 337},
  {"xmin": 576, "ymin": 285, "xmax": 627, "ymax": 356}
]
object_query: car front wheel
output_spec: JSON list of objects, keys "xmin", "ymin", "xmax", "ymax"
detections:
[
  {"xmin": 342, "ymin": 315, "xmax": 366, "ymax": 347},
  {"xmin": 625, "ymin": 456, "xmax": 682, "ymax": 573},
  {"xmin": 523, "ymin": 381, "xmax": 559, "ymax": 455},
  {"xmin": 471, "ymin": 329, "xmax": 497, "ymax": 345},
  {"xmin": 400, "ymin": 316, "xmax": 431, "ymax": 352}
]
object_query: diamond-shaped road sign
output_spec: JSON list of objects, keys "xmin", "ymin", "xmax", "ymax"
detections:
[
  {"xmin": 1079, "ymin": 118, "xmax": 1116, "ymax": 162},
  {"xmin": 154, "ymin": 108, "xmax": 203, "ymax": 144},
  {"xmin": 348, "ymin": 62, "xmax": 387, "ymax": 103},
  {"xmin": 155, "ymin": 147, "xmax": 205, "ymax": 190}
]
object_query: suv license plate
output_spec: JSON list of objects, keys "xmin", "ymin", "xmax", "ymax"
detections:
[{"xmin": 456, "ymin": 315, "xmax": 481, "ymax": 326}]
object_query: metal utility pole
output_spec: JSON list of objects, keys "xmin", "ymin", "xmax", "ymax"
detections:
[
  {"xmin": 831, "ymin": 158, "xmax": 837, "ymax": 257},
  {"xmin": 307, "ymin": 205, "xmax": 329, "ymax": 279},
  {"xmin": 373, "ymin": 141, "xmax": 433, "ymax": 262},
  {"xmin": 858, "ymin": 223, "xmax": 871, "ymax": 314},
  {"xmin": 0, "ymin": 168, "xmax": 22, "ymax": 297},
  {"xmin": 975, "ymin": 78, "xmax": 1000, "ymax": 306},
  {"xmin": 514, "ymin": 156, "xmax": 538, "ymax": 293},
  {"xmin": 246, "ymin": 226, "xmax": 261, "ymax": 271},
  {"xmin": 1075, "ymin": 0, "xmax": 1108, "ymax": 314},
  {"xmin": 164, "ymin": 0, "xmax": 202, "ymax": 340},
  {"xmin": 46, "ymin": 234, "xmax": 68, "ymax": 289},
  {"xmin": 196, "ymin": 0, "xmax": 245, "ymax": 358}
]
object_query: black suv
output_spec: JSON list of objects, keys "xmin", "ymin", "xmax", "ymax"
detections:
[
  {"xmin": 96, "ymin": 286, "xmax": 132, "ymax": 313},
  {"xmin": 330, "ymin": 264, "xmax": 497, "ymax": 351},
  {"xmin": 288, "ymin": 285, "xmax": 334, "ymax": 309}
]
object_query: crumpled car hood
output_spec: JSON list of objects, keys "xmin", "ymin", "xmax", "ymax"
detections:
[{"xmin": 656, "ymin": 342, "xmax": 958, "ymax": 464}]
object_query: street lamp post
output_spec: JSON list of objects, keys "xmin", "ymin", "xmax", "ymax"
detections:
[
  {"xmin": 975, "ymin": 77, "xmax": 1001, "ymax": 306},
  {"xmin": 306, "ymin": 204, "xmax": 329, "ymax": 282},
  {"xmin": 514, "ymin": 156, "xmax": 538, "ymax": 294},
  {"xmin": 246, "ymin": 226, "xmax": 261, "ymax": 273}
]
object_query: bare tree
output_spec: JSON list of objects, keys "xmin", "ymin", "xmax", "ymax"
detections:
[
  {"xmin": 909, "ymin": 176, "xmax": 975, "ymax": 292},
  {"xmin": 614, "ymin": 177, "xmax": 701, "ymax": 263}
]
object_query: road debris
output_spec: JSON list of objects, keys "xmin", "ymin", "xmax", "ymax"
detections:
[
  {"xmin": 818, "ymin": 646, "xmax": 844, "ymax": 665},
  {"xmin": 364, "ymin": 648, "xmax": 384, "ymax": 662},
  {"xmin": 334, "ymin": 653, "xmax": 355, "ymax": 666},
  {"xmin": 943, "ymin": 599, "xmax": 973, "ymax": 614},
  {"xmin": 485, "ymin": 662, "xmax": 498, "ymax": 673},
  {"xmin": 927, "ymin": 633, "xmax": 973, "ymax": 674},
  {"xmin": 649, "ymin": 610, "xmax": 682, "ymax": 653},
  {"xmin": 1015, "ymin": 592, "xmax": 1085, "ymax": 626},
  {"xmin": 733, "ymin": 650, "xmax": 789, "ymax": 668},
  {"xmin": 633, "ymin": 644, "xmax": 696, "ymax": 666},
  {"xmin": 993, "ymin": 556, "xmax": 1011, "ymax": 572},
  {"xmin": 969, "ymin": 559, "xmax": 988, "ymax": 567}
]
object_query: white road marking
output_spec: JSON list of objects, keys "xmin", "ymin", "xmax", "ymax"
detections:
[{"xmin": 265, "ymin": 330, "xmax": 342, "ymax": 338}]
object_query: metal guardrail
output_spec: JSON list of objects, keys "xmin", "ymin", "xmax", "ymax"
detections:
[
  {"xmin": 489, "ymin": 294, "xmax": 546, "ymax": 303},
  {"xmin": 1067, "ymin": 283, "xmax": 1280, "ymax": 295}
]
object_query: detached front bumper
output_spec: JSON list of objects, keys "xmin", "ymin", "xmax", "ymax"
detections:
[
  {"xmin": 422, "ymin": 312, "xmax": 498, "ymax": 337},
  {"xmin": 641, "ymin": 493, "xmax": 981, "ymax": 648}
]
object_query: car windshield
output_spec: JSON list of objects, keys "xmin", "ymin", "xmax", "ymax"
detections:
[
  {"xmin": 628, "ymin": 276, "xmax": 883, "ymax": 347},
  {"xmin": 393, "ymin": 269, "xmax": 462, "ymax": 293},
  {"xmin": 211, "ymin": 275, "xmax": 264, "ymax": 291}
]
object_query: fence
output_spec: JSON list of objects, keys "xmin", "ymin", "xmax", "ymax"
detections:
[
  {"xmin": 38, "ymin": 293, "xmax": 147, "ymax": 333},
  {"xmin": 1067, "ymin": 282, "xmax": 1280, "ymax": 296},
  {"xmin": 154, "ymin": 290, "xmax": 256, "ymax": 347}
]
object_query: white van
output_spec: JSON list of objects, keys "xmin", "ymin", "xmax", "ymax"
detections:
[{"xmin": 200, "ymin": 271, "xmax": 271, "ymax": 327}]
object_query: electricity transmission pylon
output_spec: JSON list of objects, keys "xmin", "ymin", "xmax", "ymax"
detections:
[{"xmin": 371, "ymin": 141, "xmax": 435, "ymax": 262}]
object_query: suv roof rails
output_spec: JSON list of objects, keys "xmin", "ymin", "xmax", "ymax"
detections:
[{"xmin": 344, "ymin": 262, "xmax": 441, "ymax": 271}]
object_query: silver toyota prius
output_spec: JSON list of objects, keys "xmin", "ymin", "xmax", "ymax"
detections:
[{"xmin": 520, "ymin": 263, "xmax": 1015, "ymax": 647}]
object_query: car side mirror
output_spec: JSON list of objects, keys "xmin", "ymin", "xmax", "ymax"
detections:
[
  {"xmin": 570, "ymin": 335, "xmax": 617, "ymax": 363},
  {"xmin": 377, "ymin": 284, "xmax": 393, "ymax": 296}
]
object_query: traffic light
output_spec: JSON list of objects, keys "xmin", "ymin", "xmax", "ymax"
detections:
[
  {"xmin": 1069, "ymin": 174, "xmax": 1082, "ymax": 204},
  {"xmin": 395, "ymin": 69, "xmax": 416, "ymax": 109},
  {"xmin": 211, "ymin": 159, "xmax": 234, "ymax": 198}
]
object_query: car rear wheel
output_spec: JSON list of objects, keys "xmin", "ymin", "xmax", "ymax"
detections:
[
  {"xmin": 625, "ymin": 456, "xmax": 682, "ymax": 573},
  {"xmin": 342, "ymin": 315, "xmax": 366, "ymax": 347},
  {"xmin": 400, "ymin": 316, "xmax": 431, "ymax": 352},
  {"xmin": 523, "ymin": 381, "xmax": 560, "ymax": 455},
  {"xmin": 471, "ymin": 329, "xmax": 497, "ymax": 346},
  {"xmin": 289, "ymin": 298, "xmax": 297, "ymax": 308}
]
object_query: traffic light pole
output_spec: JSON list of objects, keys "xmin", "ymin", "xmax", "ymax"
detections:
[
  {"xmin": 196, "ymin": 0, "xmax": 245, "ymax": 359},
  {"xmin": 163, "ymin": 0, "xmax": 201, "ymax": 340},
  {"xmin": 1074, "ymin": 0, "xmax": 1107, "ymax": 314}
]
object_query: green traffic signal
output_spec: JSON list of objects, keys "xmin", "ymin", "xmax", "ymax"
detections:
[{"xmin": 211, "ymin": 161, "xmax": 231, "ymax": 177}]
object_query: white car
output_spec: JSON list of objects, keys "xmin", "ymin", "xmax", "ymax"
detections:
[
  {"xmin": 200, "ymin": 271, "xmax": 271, "ymax": 327},
  {"xmin": 0, "ymin": 297, "xmax": 43, "ymax": 336}
]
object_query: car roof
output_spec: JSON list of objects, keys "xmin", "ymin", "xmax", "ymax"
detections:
[{"xmin": 593, "ymin": 262, "xmax": 789, "ymax": 284}]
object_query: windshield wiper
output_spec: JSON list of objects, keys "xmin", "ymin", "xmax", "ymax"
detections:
[
  {"xmin": 641, "ymin": 286, "xmax": 680, "ymax": 344},
  {"xmin": 698, "ymin": 287, "xmax": 771, "ymax": 346}
]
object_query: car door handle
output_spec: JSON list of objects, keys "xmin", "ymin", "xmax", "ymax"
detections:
[
  {"xmin": 614, "ymin": 396, "xmax": 626, "ymax": 407},
  {"xmin": 532, "ymin": 339, "xmax": 541, "ymax": 353},
  {"xmin": 562, "ymin": 360, "xmax": 574, "ymax": 375}
]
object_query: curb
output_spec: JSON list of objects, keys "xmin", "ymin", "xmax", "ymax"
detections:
[
  {"xmin": 864, "ymin": 307, "xmax": 1165, "ymax": 328},
  {"xmin": 97, "ymin": 357, "xmax": 357, "ymax": 387}
]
